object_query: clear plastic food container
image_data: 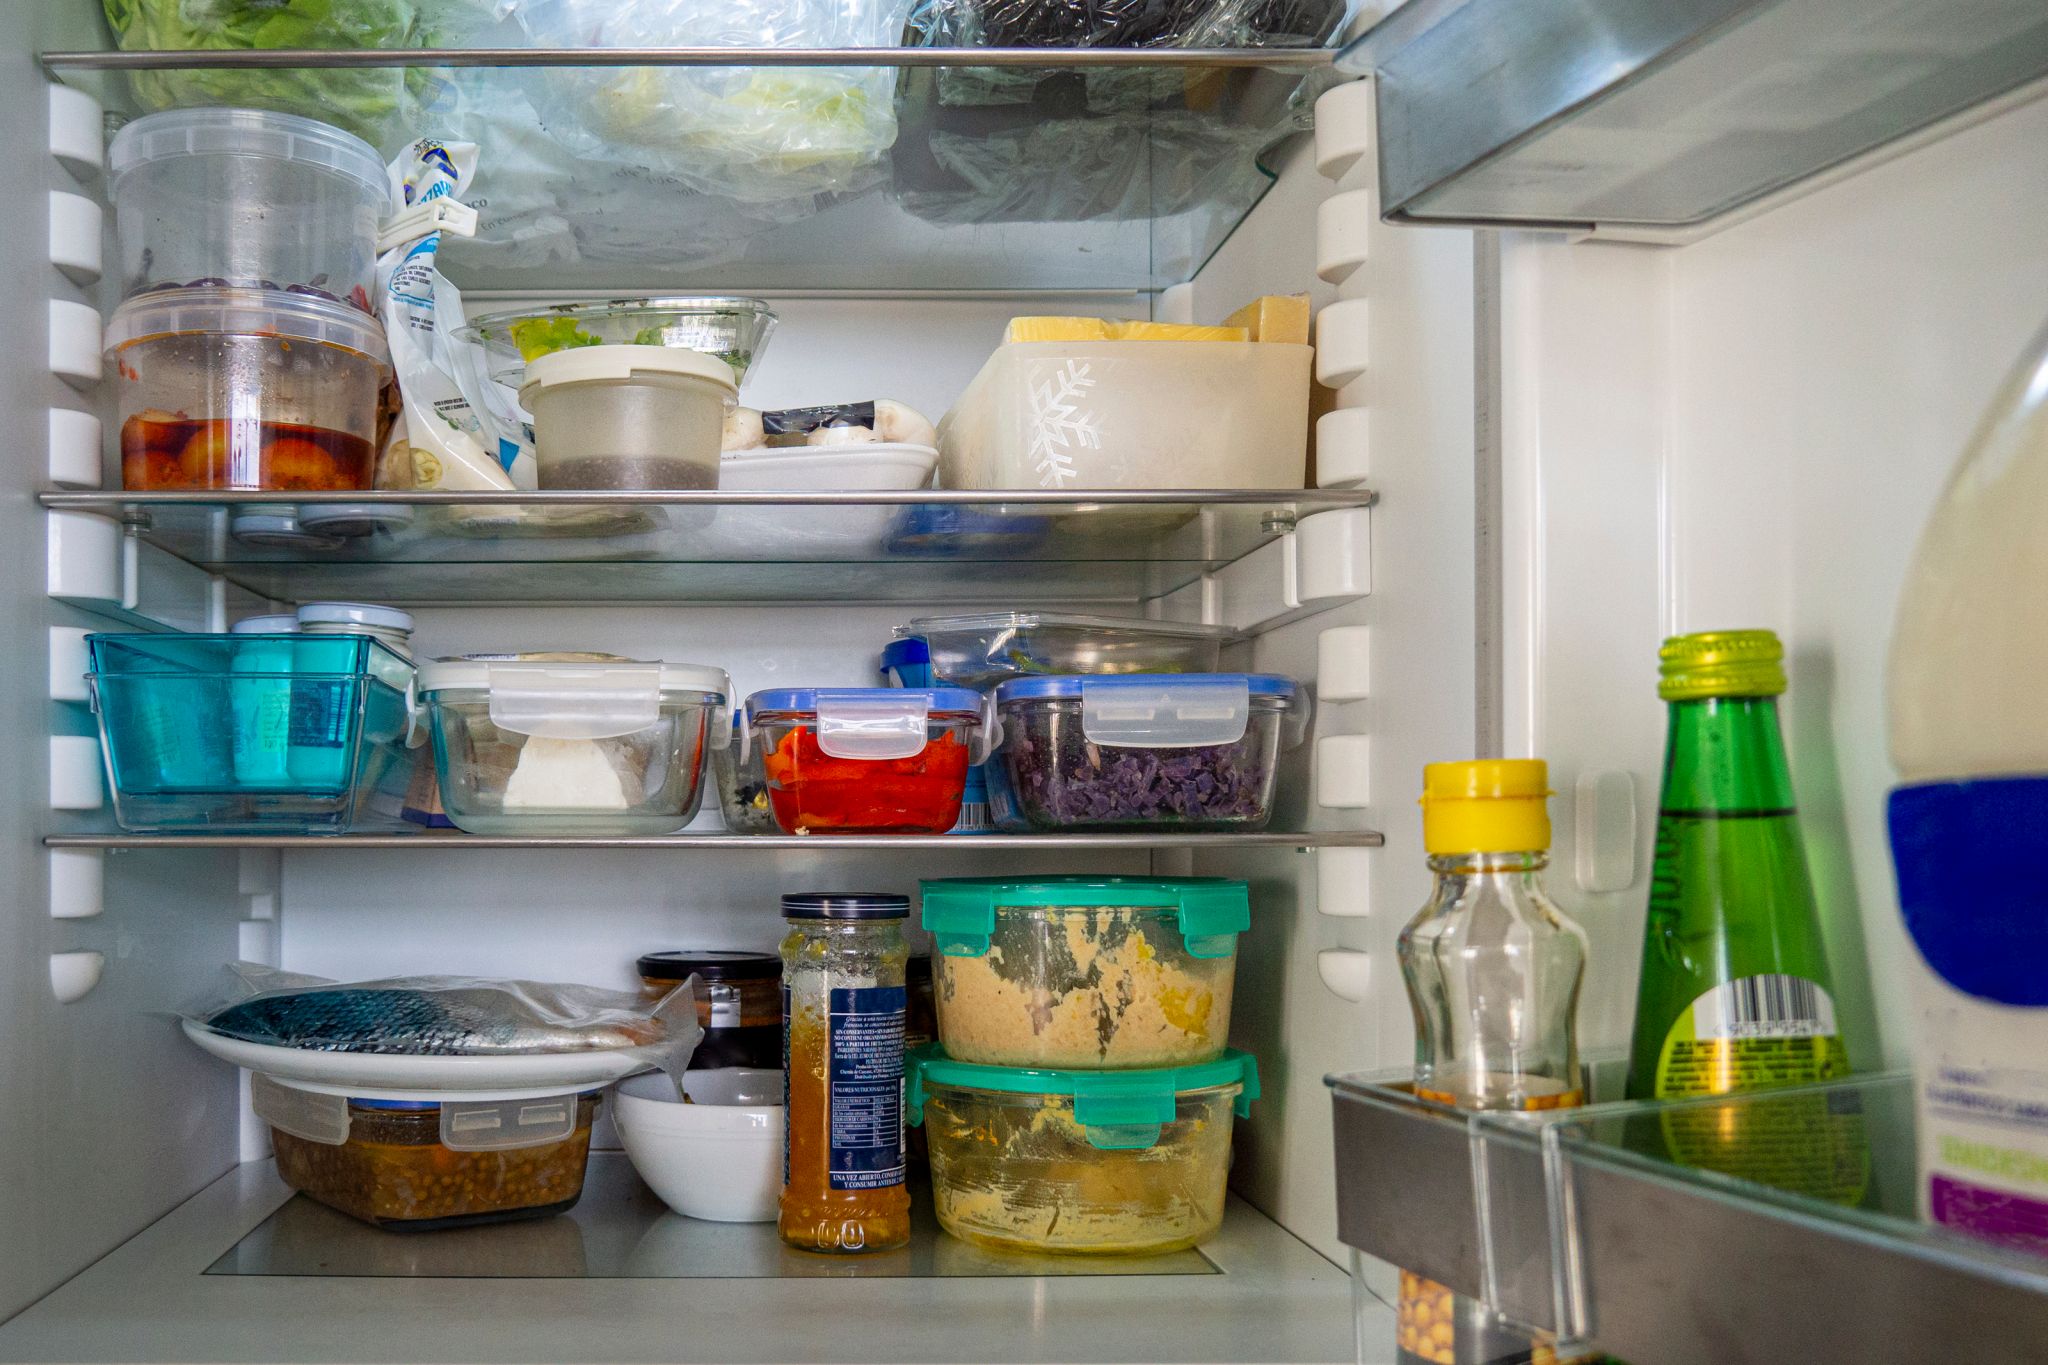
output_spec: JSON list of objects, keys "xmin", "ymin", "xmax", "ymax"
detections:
[
  {"xmin": 710, "ymin": 713, "xmax": 778, "ymax": 834},
  {"xmin": 108, "ymin": 108, "xmax": 388, "ymax": 312},
  {"xmin": 87, "ymin": 631, "xmax": 414, "ymax": 834},
  {"xmin": 520, "ymin": 345, "xmax": 736, "ymax": 491},
  {"xmin": 921, "ymin": 876, "xmax": 1249, "ymax": 1068},
  {"xmin": 987, "ymin": 674, "xmax": 1306, "ymax": 832},
  {"xmin": 107, "ymin": 286, "xmax": 389, "ymax": 492},
  {"xmin": 743, "ymin": 687, "xmax": 988, "ymax": 834},
  {"xmin": 908, "ymin": 1047, "xmax": 1259, "ymax": 1254},
  {"xmin": 418, "ymin": 655, "xmax": 731, "ymax": 836},
  {"xmin": 253, "ymin": 1075, "xmax": 599, "ymax": 1231},
  {"xmin": 461, "ymin": 297, "xmax": 777, "ymax": 388},
  {"xmin": 938, "ymin": 340, "xmax": 1310, "ymax": 490},
  {"xmin": 900, "ymin": 613, "xmax": 1237, "ymax": 688}
]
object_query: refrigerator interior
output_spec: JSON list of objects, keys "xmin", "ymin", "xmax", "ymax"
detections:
[{"xmin": 5, "ymin": 0, "xmax": 2048, "ymax": 1357}]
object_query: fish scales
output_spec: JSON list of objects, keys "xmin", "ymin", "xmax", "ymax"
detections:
[{"xmin": 206, "ymin": 987, "xmax": 653, "ymax": 1056}]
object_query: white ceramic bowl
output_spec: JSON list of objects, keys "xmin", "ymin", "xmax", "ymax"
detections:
[{"xmin": 614, "ymin": 1068, "xmax": 782, "ymax": 1223}]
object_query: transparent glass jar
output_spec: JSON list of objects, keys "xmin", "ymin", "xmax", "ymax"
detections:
[{"xmin": 779, "ymin": 893, "xmax": 912, "ymax": 1254}]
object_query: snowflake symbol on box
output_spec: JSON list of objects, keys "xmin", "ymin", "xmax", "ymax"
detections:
[{"xmin": 1026, "ymin": 359, "xmax": 1102, "ymax": 488}]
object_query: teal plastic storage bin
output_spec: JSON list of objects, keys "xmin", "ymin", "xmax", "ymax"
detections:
[{"xmin": 86, "ymin": 632, "xmax": 414, "ymax": 833}]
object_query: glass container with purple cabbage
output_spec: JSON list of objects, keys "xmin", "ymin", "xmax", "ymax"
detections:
[{"xmin": 985, "ymin": 673, "xmax": 1306, "ymax": 832}]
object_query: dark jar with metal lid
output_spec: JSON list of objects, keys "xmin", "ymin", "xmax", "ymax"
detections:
[{"xmin": 637, "ymin": 950, "xmax": 781, "ymax": 1070}]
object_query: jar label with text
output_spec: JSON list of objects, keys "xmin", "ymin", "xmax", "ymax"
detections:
[{"xmin": 828, "ymin": 984, "xmax": 906, "ymax": 1191}]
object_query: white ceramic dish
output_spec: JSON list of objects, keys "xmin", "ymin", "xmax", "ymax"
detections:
[
  {"xmin": 696, "ymin": 443, "xmax": 938, "ymax": 560},
  {"xmin": 183, "ymin": 1018, "xmax": 655, "ymax": 1101},
  {"xmin": 614, "ymin": 1068, "xmax": 783, "ymax": 1223},
  {"xmin": 718, "ymin": 442, "xmax": 937, "ymax": 492}
]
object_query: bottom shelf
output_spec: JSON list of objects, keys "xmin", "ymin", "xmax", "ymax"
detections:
[{"xmin": 0, "ymin": 1154, "xmax": 1363, "ymax": 1364}]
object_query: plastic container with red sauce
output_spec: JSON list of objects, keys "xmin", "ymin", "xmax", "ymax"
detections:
[{"xmin": 742, "ymin": 687, "xmax": 987, "ymax": 834}]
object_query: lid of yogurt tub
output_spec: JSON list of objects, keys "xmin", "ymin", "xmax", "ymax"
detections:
[
  {"xmin": 108, "ymin": 107, "xmax": 387, "ymax": 198},
  {"xmin": 297, "ymin": 602, "xmax": 415, "ymax": 635},
  {"xmin": 231, "ymin": 614, "xmax": 301, "ymax": 635},
  {"xmin": 920, "ymin": 876, "xmax": 1249, "ymax": 959},
  {"xmin": 878, "ymin": 637, "xmax": 934, "ymax": 687},
  {"xmin": 636, "ymin": 951, "xmax": 781, "ymax": 983},
  {"xmin": 104, "ymin": 286, "xmax": 390, "ymax": 363},
  {"xmin": 906, "ymin": 1046, "xmax": 1259, "ymax": 1150},
  {"xmin": 521, "ymin": 344, "xmax": 737, "ymax": 398}
]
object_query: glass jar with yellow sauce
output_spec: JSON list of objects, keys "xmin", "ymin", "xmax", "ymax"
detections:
[{"xmin": 778, "ymin": 892, "xmax": 911, "ymax": 1253}]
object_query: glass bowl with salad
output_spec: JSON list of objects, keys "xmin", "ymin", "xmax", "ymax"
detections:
[{"xmin": 459, "ymin": 297, "xmax": 776, "ymax": 388}]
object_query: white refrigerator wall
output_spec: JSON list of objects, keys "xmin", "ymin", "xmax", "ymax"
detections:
[{"xmin": 1500, "ymin": 91, "xmax": 2048, "ymax": 1069}]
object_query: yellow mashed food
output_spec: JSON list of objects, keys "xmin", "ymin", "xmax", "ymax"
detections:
[
  {"xmin": 935, "ymin": 907, "xmax": 1234, "ymax": 1068},
  {"xmin": 923, "ymin": 1086, "xmax": 1236, "ymax": 1253}
]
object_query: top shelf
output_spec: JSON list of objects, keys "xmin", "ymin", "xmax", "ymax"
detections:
[
  {"xmin": 1338, "ymin": 0, "xmax": 2048, "ymax": 233},
  {"xmin": 47, "ymin": 44, "xmax": 1343, "ymax": 293}
]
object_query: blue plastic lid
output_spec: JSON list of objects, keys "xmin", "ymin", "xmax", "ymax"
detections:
[
  {"xmin": 747, "ymin": 685, "xmax": 981, "ymax": 715},
  {"xmin": 879, "ymin": 637, "xmax": 932, "ymax": 684},
  {"xmin": 993, "ymin": 673, "xmax": 1297, "ymax": 702}
]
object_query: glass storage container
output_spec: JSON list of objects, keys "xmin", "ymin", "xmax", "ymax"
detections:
[
  {"xmin": 461, "ymin": 296, "xmax": 776, "ymax": 388},
  {"xmin": 908, "ymin": 1047, "xmax": 1259, "ymax": 1254},
  {"xmin": 87, "ymin": 631, "xmax": 414, "ymax": 833},
  {"xmin": 710, "ymin": 712, "xmax": 778, "ymax": 834},
  {"xmin": 744, "ymin": 687, "xmax": 987, "ymax": 834},
  {"xmin": 108, "ymin": 286, "xmax": 388, "ymax": 492},
  {"xmin": 636, "ymin": 951, "xmax": 781, "ymax": 1070},
  {"xmin": 253, "ymin": 1075, "xmax": 599, "ymax": 1231},
  {"xmin": 417, "ymin": 655, "xmax": 730, "ymax": 836},
  {"xmin": 986, "ymin": 673, "xmax": 1305, "ymax": 832},
  {"xmin": 108, "ymin": 107, "xmax": 387, "ymax": 311},
  {"xmin": 900, "ymin": 612, "xmax": 1236, "ymax": 688},
  {"xmin": 922, "ymin": 876, "xmax": 1248, "ymax": 1068}
]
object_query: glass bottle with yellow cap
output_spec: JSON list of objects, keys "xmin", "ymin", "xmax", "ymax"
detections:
[
  {"xmin": 1399, "ymin": 759, "xmax": 1588, "ymax": 1112},
  {"xmin": 1624, "ymin": 630, "xmax": 1855, "ymax": 1103}
]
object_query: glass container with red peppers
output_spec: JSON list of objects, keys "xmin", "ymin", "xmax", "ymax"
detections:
[
  {"xmin": 105, "ymin": 285, "xmax": 389, "ymax": 492},
  {"xmin": 742, "ymin": 687, "xmax": 987, "ymax": 835},
  {"xmin": 636, "ymin": 950, "xmax": 781, "ymax": 1070}
]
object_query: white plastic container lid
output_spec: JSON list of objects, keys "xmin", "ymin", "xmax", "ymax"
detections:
[
  {"xmin": 108, "ymin": 107, "xmax": 387, "ymax": 198},
  {"xmin": 418, "ymin": 656, "xmax": 731, "ymax": 743},
  {"xmin": 521, "ymin": 344, "xmax": 738, "ymax": 397},
  {"xmin": 297, "ymin": 602, "xmax": 415, "ymax": 634},
  {"xmin": 232, "ymin": 614, "xmax": 301, "ymax": 634},
  {"xmin": 103, "ymin": 285, "xmax": 390, "ymax": 364}
]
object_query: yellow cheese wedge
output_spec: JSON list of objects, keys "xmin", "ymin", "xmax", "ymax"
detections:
[
  {"xmin": 1222, "ymin": 293, "xmax": 1311, "ymax": 345},
  {"xmin": 1108, "ymin": 321, "xmax": 1250, "ymax": 342},
  {"xmin": 1004, "ymin": 316, "xmax": 1115, "ymax": 343}
]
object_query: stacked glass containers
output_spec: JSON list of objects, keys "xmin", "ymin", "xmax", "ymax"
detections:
[
  {"xmin": 105, "ymin": 109, "xmax": 392, "ymax": 493},
  {"xmin": 911, "ymin": 876, "xmax": 1261, "ymax": 1254}
]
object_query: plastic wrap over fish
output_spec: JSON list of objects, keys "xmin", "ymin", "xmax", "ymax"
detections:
[{"xmin": 190, "ymin": 963, "xmax": 703, "ymax": 1078}]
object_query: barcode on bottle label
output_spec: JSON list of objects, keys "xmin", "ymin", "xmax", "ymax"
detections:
[{"xmin": 1690, "ymin": 974, "xmax": 1837, "ymax": 1040}]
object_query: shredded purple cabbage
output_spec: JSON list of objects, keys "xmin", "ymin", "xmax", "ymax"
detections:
[{"xmin": 1000, "ymin": 727, "xmax": 1273, "ymax": 829}]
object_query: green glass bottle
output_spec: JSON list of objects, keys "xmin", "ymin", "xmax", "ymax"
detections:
[
  {"xmin": 1626, "ymin": 630, "xmax": 1852, "ymax": 1101},
  {"xmin": 1623, "ymin": 630, "xmax": 1867, "ymax": 1205}
]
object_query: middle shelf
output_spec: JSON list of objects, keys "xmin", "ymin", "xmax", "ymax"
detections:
[
  {"xmin": 45, "ymin": 829, "xmax": 1382, "ymax": 850},
  {"xmin": 45, "ymin": 489, "xmax": 1371, "ymax": 606}
]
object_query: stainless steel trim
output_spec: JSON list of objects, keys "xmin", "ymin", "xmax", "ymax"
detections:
[
  {"xmin": 41, "ymin": 489, "xmax": 1378, "ymax": 509},
  {"xmin": 47, "ymin": 830, "xmax": 1385, "ymax": 850},
  {"xmin": 45, "ymin": 46, "xmax": 1337, "ymax": 71}
]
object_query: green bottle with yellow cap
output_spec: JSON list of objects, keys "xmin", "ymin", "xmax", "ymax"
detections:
[{"xmin": 1624, "ymin": 630, "xmax": 1854, "ymax": 1102}]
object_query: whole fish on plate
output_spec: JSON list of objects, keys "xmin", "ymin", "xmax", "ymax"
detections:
[{"xmin": 202, "ymin": 977, "xmax": 674, "ymax": 1056}]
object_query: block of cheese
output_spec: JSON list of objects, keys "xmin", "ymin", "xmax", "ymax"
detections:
[
  {"xmin": 1005, "ymin": 316, "xmax": 1115, "ymax": 343},
  {"xmin": 1110, "ymin": 321, "xmax": 1250, "ymax": 342},
  {"xmin": 1222, "ymin": 293, "xmax": 1311, "ymax": 345}
]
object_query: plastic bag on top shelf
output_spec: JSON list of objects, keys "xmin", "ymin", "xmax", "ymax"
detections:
[
  {"xmin": 189, "ymin": 962, "xmax": 703, "ymax": 1073},
  {"xmin": 499, "ymin": 0, "xmax": 910, "ymax": 206},
  {"xmin": 99, "ymin": 0, "xmax": 505, "ymax": 152},
  {"xmin": 893, "ymin": 0, "xmax": 1351, "ymax": 226}
]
